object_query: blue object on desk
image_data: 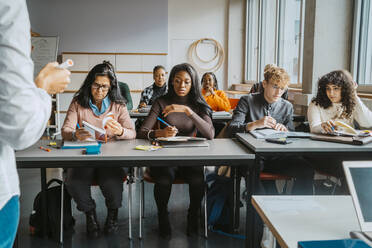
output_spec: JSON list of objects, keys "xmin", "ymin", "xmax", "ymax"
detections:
[
  {"xmin": 85, "ymin": 144, "xmax": 101, "ymax": 155},
  {"xmin": 298, "ymin": 239, "xmax": 370, "ymax": 248}
]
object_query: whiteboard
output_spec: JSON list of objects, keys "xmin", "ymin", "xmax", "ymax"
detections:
[{"xmin": 31, "ymin": 36, "xmax": 59, "ymax": 78}]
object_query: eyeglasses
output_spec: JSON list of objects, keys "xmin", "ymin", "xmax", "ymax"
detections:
[
  {"xmin": 270, "ymin": 83, "xmax": 287, "ymax": 91},
  {"xmin": 92, "ymin": 83, "xmax": 110, "ymax": 91}
]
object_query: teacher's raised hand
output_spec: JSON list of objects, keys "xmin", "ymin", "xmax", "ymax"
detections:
[{"xmin": 35, "ymin": 62, "xmax": 71, "ymax": 94}]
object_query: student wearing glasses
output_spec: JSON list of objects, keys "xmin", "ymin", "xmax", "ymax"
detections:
[
  {"xmin": 62, "ymin": 61, "xmax": 136, "ymax": 238},
  {"xmin": 228, "ymin": 66, "xmax": 314, "ymax": 195},
  {"xmin": 249, "ymin": 64, "xmax": 289, "ymax": 100},
  {"xmin": 227, "ymin": 66, "xmax": 314, "ymax": 244},
  {"xmin": 138, "ymin": 63, "xmax": 214, "ymax": 239}
]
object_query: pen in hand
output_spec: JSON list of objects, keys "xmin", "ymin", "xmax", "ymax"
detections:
[
  {"xmin": 157, "ymin": 117, "xmax": 178, "ymax": 134},
  {"xmin": 157, "ymin": 117, "xmax": 171, "ymax": 127}
]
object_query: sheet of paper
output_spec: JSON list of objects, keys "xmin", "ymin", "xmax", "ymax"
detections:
[{"xmin": 261, "ymin": 198, "xmax": 325, "ymax": 215}]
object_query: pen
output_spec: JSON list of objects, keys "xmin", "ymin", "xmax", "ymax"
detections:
[
  {"xmin": 76, "ymin": 123, "xmax": 81, "ymax": 129},
  {"xmin": 58, "ymin": 59, "xmax": 74, "ymax": 69},
  {"xmin": 39, "ymin": 146, "xmax": 51, "ymax": 152},
  {"xmin": 157, "ymin": 117, "xmax": 171, "ymax": 127}
]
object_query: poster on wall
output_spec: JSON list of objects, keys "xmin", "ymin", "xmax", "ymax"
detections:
[{"xmin": 31, "ymin": 36, "xmax": 59, "ymax": 78}]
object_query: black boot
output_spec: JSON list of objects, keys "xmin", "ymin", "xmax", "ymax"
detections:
[
  {"xmin": 158, "ymin": 211, "xmax": 171, "ymax": 239},
  {"xmin": 85, "ymin": 209, "xmax": 100, "ymax": 239},
  {"xmin": 186, "ymin": 209, "xmax": 200, "ymax": 237},
  {"xmin": 104, "ymin": 208, "xmax": 119, "ymax": 235}
]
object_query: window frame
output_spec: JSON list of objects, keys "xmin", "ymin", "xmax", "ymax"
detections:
[
  {"xmin": 352, "ymin": 0, "xmax": 372, "ymax": 92},
  {"xmin": 245, "ymin": 0, "xmax": 305, "ymax": 87}
]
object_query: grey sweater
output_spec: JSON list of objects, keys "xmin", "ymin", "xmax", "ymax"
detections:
[{"xmin": 227, "ymin": 92, "xmax": 294, "ymax": 137}]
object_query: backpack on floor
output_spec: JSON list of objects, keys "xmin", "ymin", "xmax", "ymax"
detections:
[
  {"xmin": 206, "ymin": 168, "xmax": 246, "ymax": 239},
  {"xmin": 29, "ymin": 179, "xmax": 75, "ymax": 241}
]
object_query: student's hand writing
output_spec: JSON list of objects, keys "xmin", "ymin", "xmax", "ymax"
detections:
[
  {"xmin": 35, "ymin": 62, "xmax": 71, "ymax": 94},
  {"xmin": 255, "ymin": 116, "xmax": 277, "ymax": 129},
  {"xmin": 75, "ymin": 128, "xmax": 92, "ymax": 141},
  {"xmin": 156, "ymin": 126, "xmax": 178, "ymax": 137},
  {"xmin": 274, "ymin": 123, "xmax": 288, "ymax": 132},
  {"xmin": 162, "ymin": 104, "xmax": 193, "ymax": 117},
  {"xmin": 139, "ymin": 102, "xmax": 147, "ymax": 108},
  {"xmin": 321, "ymin": 120, "xmax": 337, "ymax": 133},
  {"xmin": 105, "ymin": 119, "xmax": 124, "ymax": 136}
]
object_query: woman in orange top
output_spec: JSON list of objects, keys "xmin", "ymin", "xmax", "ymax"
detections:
[{"xmin": 201, "ymin": 72, "xmax": 230, "ymax": 111}]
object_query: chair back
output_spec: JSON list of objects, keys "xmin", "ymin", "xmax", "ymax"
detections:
[{"xmin": 228, "ymin": 98, "xmax": 239, "ymax": 110}]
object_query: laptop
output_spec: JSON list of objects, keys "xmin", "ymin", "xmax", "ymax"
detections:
[{"xmin": 343, "ymin": 161, "xmax": 372, "ymax": 244}]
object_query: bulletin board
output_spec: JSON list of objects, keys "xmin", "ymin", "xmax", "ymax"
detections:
[{"xmin": 31, "ymin": 36, "xmax": 59, "ymax": 78}]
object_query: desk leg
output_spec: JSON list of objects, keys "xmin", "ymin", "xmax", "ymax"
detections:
[
  {"xmin": 245, "ymin": 159, "xmax": 259, "ymax": 248},
  {"xmin": 232, "ymin": 166, "xmax": 240, "ymax": 233},
  {"xmin": 41, "ymin": 168, "xmax": 48, "ymax": 237}
]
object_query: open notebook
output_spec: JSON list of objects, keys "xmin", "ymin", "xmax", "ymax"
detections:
[
  {"xmin": 250, "ymin": 128, "xmax": 313, "ymax": 139},
  {"xmin": 331, "ymin": 121, "xmax": 372, "ymax": 137}
]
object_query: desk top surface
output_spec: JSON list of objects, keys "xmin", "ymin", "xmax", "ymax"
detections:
[
  {"xmin": 236, "ymin": 133, "xmax": 372, "ymax": 153},
  {"xmin": 252, "ymin": 195, "xmax": 360, "ymax": 248},
  {"xmin": 16, "ymin": 138, "xmax": 254, "ymax": 162},
  {"xmin": 129, "ymin": 110, "xmax": 232, "ymax": 120}
]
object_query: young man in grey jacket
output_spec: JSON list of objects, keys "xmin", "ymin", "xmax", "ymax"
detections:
[{"xmin": 228, "ymin": 66, "xmax": 314, "ymax": 195}]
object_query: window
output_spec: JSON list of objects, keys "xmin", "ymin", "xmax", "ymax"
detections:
[
  {"xmin": 245, "ymin": 0, "xmax": 305, "ymax": 85},
  {"xmin": 352, "ymin": 0, "xmax": 372, "ymax": 87}
]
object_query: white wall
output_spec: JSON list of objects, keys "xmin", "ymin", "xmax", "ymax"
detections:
[
  {"xmin": 27, "ymin": 0, "xmax": 168, "ymax": 53},
  {"xmin": 168, "ymin": 0, "xmax": 229, "ymax": 89}
]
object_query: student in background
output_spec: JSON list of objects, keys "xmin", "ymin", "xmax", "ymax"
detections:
[
  {"xmin": 62, "ymin": 61, "xmax": 136, "ymax": 238},
  {"xmin": 249, "ymin": 64, "xmax": 289, "ymax": 100},
  {"xmin": 138, "ymin": 65, "xmax": 167, "ymax": 108},
  {"xmin": 0, "ymin": 1, "xmax": 71, "ymax": 247},
  {"xmin": 138, "ymin": 63, "xmax": 214, "ymax": 239},
  {"xmin": 118, "ymin": 81, "xmax": 133, "ymax": 110},
  {"xmin": 307, "ymin": 70, "xmax": 372, "ymax": 191},
  {"xmin": 201, "ymin": 72, "xmax": 230, "ymax": 111}
]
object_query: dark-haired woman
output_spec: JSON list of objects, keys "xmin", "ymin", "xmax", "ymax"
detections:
[
  {"xmin": 308, "ymin": 70, "xmax": 372, "ymax": 133},
  {"xmin": 201, "ymin": 72, "xmax": 230, "ymax": 111},
  {"xmin": 62, "ymin": 61, "xmax": 136, "ymax": 238},
  {"xmin": 138, "ymin": 63, "xmax": 214, "ymax": 239},
  {"xmin": 307, "ymin": 70, "xmax": 372, "ymax": 192}
]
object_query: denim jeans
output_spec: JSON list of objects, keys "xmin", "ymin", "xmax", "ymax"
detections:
[{"xmin": 0, "ymin": 195, "xmax": 19, "ymax": 248}]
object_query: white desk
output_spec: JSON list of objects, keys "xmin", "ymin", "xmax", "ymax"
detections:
[{"xmin": 252, "ymin": 195, "xmax": 360, "ymax": 248}]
